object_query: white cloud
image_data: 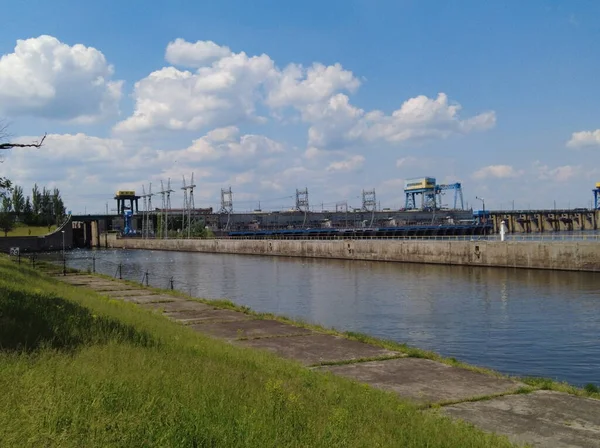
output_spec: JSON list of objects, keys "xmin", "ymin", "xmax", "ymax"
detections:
[
  {"xmin": 2, "ymin": 128, "xmax": 289, "ymax": 213},
  {"xmin": 165, "ymin": 39, "xmax": 232, "ymax": 67},
  {"xmin": 116, "ymin": 40, "xmax": 363, "ymax": 134},
  {"xmin": 266, "ymin": 62, "xmax": 360, "ymax": 109},
  {"xmin": 567, "ymin": 129, "xmax": 600, "ymax": 148},
  {"xmin": 0, "ymin": 35, "xmax": 122, "ymax": 122},
  {"xmin": 114, "ymin": 51, "xmax": 277, "ymax": 132},
  {"xmin": 116, "ymin": 38, "xmax": 496, "ymax": 154},
  {"xmin": 534, "ymin": 161, "xmax": 581, "ymax": 182},
  {"xmin": 379, "ymin": 178, "xmax": 406, "ymax": 189},
  {"xmin": 472, "ymin": 165, "xmax": 521, "ymax": 180},
  {"xmin": 396, "ymin": 156, "xmax": 419, "ymax": 168},
  {"xmin": 305, "ymin": 93, "xmax": 496, "ymax": 150},
  {"xmin": 180, "ymin": 127, "xmax": 284, "ymax": 163},
  {"xmin": 326, "ymin": 155, "xmax": 365, "ymax": 172}
]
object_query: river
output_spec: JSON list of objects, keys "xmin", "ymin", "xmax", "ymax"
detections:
[{"xmin": 58, "ymin": 248, "xmax": 600, "ymax": 387}]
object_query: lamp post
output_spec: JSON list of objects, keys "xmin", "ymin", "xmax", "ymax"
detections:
[
  {"xmin": 475, "ymin": 196, "xmax": 486, "ymax": 232},
  {"xmin": 475, "ymin": 196, "xmax": 485, "ymax": 213}
]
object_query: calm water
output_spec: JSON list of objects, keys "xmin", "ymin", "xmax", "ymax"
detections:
[{"xmin": 61, "ymin": 248, "xmax": 600, "ymax": 387}]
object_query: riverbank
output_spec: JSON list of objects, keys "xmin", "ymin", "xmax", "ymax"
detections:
[
  {"xmin": 0, "ymin": 255, "xmax": 519, "ymax": 448},
  {"xmin": 5, "ymin": 256, "xmax": 600, "ymax": 447},
  {"xmin": 107, "ymin": 236, "xmax": 600, "ymax": 272}
]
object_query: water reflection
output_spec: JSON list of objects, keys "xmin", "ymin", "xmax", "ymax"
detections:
[{"xmin": 61, "ymin": 249, "xmax": 600, "ymax": 386}]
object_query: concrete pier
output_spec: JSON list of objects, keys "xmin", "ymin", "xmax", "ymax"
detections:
[{"xmin": 106, "ymin": 236, "xmax": 600, "ymax": 272}]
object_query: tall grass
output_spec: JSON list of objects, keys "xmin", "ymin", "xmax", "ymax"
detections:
[
  {"xmin": 0, "ymin": 256, "xmax": 515, "ymax": 447},
  {"xmin": 0, "ymin": 223, "xmax": 57, "ymax": 237}
]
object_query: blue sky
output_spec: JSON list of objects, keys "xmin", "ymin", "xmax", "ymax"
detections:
[{"xmin": 1, "ymin": 0, "xmax": 599, "ymax": 213}]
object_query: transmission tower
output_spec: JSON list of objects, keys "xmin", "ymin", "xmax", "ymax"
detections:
[
  {"xmin": 295, "ymin": 188, "xmax": 309, "ymax": 211},
  {"xmin": 219, "ymin": 186, "xmax": 233, "ymax": 230},
  {"xmin": 164, "ymin": 179, "xmax": 174, "ymax": 239},
  {"xmin": 159, "ymin": 181, "xmax": 166, "ymax": 238},
  {"xmin": 181, "ymin": 174, "xmax": 196, "ymax": 238},
  {"xmin": 336, "ymin": 201, "xmax": 349, "ymax": 228},
  {"xmin": 335, "ymin": 201, "xmax": 348, "ymax": 213},
  {"xmin": 187, "ymin": 173, "xmax": 196, "ymax": 238},
  {"xmin": 181, "ymin": 175, "xmax": 188, "ymax": 237},
  {"xmin": 140, "ymin": 185, "xmax": 148, "ymax": 238},
  {"xmin": 295, "ymin": 187, "xmax": 309, "ymax": 228},
  {"xmin": 146, "ymin": 183, "xmax": 154, "ymax": 237},
  {"xmin": 362, "ymin": 189, "xmax": 377, "ymax": 227}
]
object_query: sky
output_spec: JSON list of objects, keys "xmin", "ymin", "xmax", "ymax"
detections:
[{"xmin": 1, "ymin": 0, "xmax": 600, "ymax": 214}]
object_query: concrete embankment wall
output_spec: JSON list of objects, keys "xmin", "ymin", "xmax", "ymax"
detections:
[{"xmin": 106, "ymin": 235, "xmax": 600, "ymax": 272}]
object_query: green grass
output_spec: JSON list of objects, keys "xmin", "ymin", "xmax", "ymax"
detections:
[
  {"xmin": 37, "ymin": 260, "xmax": 600, "ymax": 402},
  {"xmin": 0, "ymin": 256, "xmax": 518, "ymax": 447},
  {"xmin": 0, "ymin": 223, "xmax": 57, "ymax": 237}
]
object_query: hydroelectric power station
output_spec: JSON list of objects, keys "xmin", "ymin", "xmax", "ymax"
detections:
[{"xmin": 67, "ymin": 176, "xmax": 600, "ymax": 248}]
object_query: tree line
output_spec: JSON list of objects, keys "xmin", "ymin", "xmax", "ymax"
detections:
[{"xmin": 0, "ymin": 184, "xmax": 66, "ymax": 235}]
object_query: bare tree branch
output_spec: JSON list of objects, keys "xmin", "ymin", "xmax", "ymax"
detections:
[{"xmin": 0, "ymin": 133, "xmax": 47, "ymax": 149}]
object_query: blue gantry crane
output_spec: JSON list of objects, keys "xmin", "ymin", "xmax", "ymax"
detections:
[
  {"xmin": 435, "ymin": 183, "xmax": 464, "ymax": 210},
  {"xmin": 404, "ymin": 177, "xmax": 464, "ymax": 210},
  {"xmin": 594, "ymin": 182, "xmax": 600, "ymax": 209},
  {"xmin": 404, "ymin": 177, "xmax": 437, "ymax": 210}
]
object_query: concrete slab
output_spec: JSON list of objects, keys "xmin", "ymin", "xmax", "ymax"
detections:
[
  {"xmin": 181, "ymin": 309, "xmax": 252, "ymax": 325},
  {"xmin": 190, "ymin": 319, "xmax": 313, "ymax": 341},
  {"xmin": 235, "ymin": 334, "xmax": 398, "ymax": 366},
  {"xmin": 319, "ymin": 357, "xmax": 522, "ymax": 404},
  {"xmin": 165, "ymin": 309, "xmax": 228, "ymax": 324},
  {"xmin": 102, "ymin": 289, "xmax": 157, "ymax": 298},
  {"xmin": 140, "ymin": 300, "xmax": 211, "ymax": 313},
  {"xmin": 56, "ymin": 276, "xmax": 103, "ymax": 285},
  {"xmin": 80, "ymin": 283, "xmax": 135, "ymax": 291},
  {"xmin": 443, "ymin": 391, "xmax": 600, "ymax": 448},
  {"xmin": 119, "ymin": 294, "xmax": 177, "ymax": 304}
]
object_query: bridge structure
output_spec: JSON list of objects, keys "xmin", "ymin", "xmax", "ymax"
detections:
[
  {"xmin": 70, "ymin": 207, "xmax": 600, "ymax": 249},
  {"xmin": 485, "ymin": 209, "xmax": 600, "ymax": 234}
]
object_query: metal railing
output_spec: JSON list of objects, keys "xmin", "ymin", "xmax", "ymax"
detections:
[{"xmin": 118, "ymin": 233, "xmax": 600, "ymax": 242}]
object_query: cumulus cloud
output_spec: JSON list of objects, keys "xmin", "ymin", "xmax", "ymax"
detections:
[
  {"xmin": 116, "ymin": 38, "xmax": 496, "ymax": 153},
  {"xmin": 114, "ymin": 51, "xmax": 277, "ymax": 132},
  {"xmin": 472, "ymin": 165, "xmax": 522, "ymax": 180},
  {"xmin": 534, "ymin": 161, "xmax": 581, "ymax": 182},
  {"xmin": 567, "ymin": 129, "xmax": 600, "ymax": 148},
  {"xmin": 165, "ymin": 38, "xmax": 232, "ymax": 67},
  {"xmin": 2, "ymin": 128, "xmax": 290, "ymax": 213},
  {"xmin": 326, "ymin": 155, "xmax": 365, "ymax": 172},
  {"xmin": 116, "ymin": 40, "xmax": 364, "ymax": 134},
  {"xmin": 266, "ymin": 62, "xmax": 360, "ymax": 109},
  {"xmin": 2, "ymin": 133, "xmax": 138, "ymax": 213},
  {"xmin": 396, "ymin": 156, "xmax": 418, "ymax": 168},
  {"xmin": 179, "ymin": 126, "xmax": 284, "ymax": 164},
  {"xmin": 0, "ymin": 35, "xmax": 122, "ymax": 122},
  {"xmin": 305, "ymin": 93, "xmax": 496, "ymax": 150}
]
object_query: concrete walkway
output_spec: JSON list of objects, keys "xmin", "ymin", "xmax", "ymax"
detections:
[{"xmin": 55, "ymin": 273, "xmax": 600, "ymax": 448}]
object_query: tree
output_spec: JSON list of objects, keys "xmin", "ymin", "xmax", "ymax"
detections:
[
  {"xmin": 51, "ymin": 187, "xmax": 65, "ymax": 225},
  {"xmin": 11, "ymin": 185, "xmax": 24, "ymax": 216},
  {"xmin": 0, "ymin": 120, "xmax": 46, "ymax": 150},
  {"xmin": 41, "ymin": 187, "xmax": 52, "ymax": 226},
  {"xmin": 31, "ymin": 184, "xmax": 41, "ymax": 218},
  {"xmin": 0, "ymin": 196, "xmax": 14, "ymax": 236},
  {"xmin": 0, "ymin": 178, "xmax": 10, "ymax": 199},
  {"xmin": 0, "ymin": 211, "xmax": 15, "ymax": 236},
  {"xmin": 1, "ymin": 120, "xmax": 46, "ymax": 200},
  {"xmin": 23, "ymin": 196, "xmax": 32, "ymax": 224},
  {"xmin": 2, "ymin": 196, "xmax": 12, "ymax": 213}
]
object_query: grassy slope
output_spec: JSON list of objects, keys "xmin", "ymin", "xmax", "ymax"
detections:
[
  {"xmin": 0, "ymin": 256, "xmax": 515, "ymax": 448},
  {"xmin": 1, "ymin": 223, "xmax": 57, "ymax": 237}
]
